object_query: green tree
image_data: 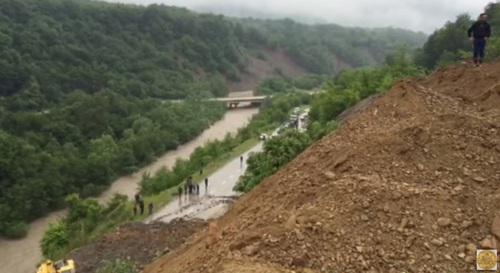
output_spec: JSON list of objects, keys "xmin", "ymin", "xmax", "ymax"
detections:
[
  {"xmin": 415, "ymin": 14, "xmax": 473, "ymax": 68},
  {"xmin": 41, "ymin": 221, "xmax": 69, "ymax": 259}
]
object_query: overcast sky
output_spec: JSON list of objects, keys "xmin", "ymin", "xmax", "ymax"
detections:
[{"xmin": 103, "ymin": 0, "xmax": 493, "ymax": 33}]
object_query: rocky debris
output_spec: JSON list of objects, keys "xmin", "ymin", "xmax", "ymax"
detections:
[
  {"xmin": 144, "ymin": 62, "xmax": 500, "ymax": 273},
  {"xmin": 69, "ymin": 219, "xmax": 206, "ymax": 273}
]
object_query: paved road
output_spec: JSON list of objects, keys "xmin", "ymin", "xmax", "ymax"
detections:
[{"xmin": 148, "ymin": 142, "xmax": 263, "ymax": 223}]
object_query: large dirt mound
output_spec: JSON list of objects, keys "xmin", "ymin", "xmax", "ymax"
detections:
[
  {"xmin": 69, "ymin": 219, "xmax": 206, "ymax": 273},
  {"xmin": 145, "ymin": 63, "xmax": 500, "ymax": 273}
]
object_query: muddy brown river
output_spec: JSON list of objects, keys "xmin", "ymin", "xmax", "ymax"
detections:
[{"xmin": 0, "ymin": 106, "xmax": 259, "ymax": 273}]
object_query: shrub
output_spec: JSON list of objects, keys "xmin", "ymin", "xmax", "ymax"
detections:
[{"xmin": 41, "ymin": 222, "xmax": 69, "ymax": 259}]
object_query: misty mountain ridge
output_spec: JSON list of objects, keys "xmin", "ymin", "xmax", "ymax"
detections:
[{"xmin": 192, "ymin": 3, "xmax": 329, "ymax": 25}]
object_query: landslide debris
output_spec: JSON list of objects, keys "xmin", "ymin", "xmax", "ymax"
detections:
[
  {"xmin": 144, "ymin": 63, "xmax": 500, "ymax": 273},
  {"xmin": 68, "ymin": 219, "xmax": 206, "ymax": 273}
]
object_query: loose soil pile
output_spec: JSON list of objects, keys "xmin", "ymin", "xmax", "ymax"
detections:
[
  {"xmin": 69, "ymin": 219, "xmax": 206, "ymax": 273},
  {"xmin": 145, "ymin": 63, "xmax": 500, "ymax": 273}
]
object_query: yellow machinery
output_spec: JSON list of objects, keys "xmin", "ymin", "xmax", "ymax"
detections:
[{"xmin": 37, "ymin": 259, "xmax": 76, "ymax": 273}]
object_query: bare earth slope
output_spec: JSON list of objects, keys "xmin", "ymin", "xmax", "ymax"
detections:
[
  {"xmin": 145, "ymin": 63, "xmax": 500, "ymax": 273},
  {"xmin": 228, "ymin": 49, "xmax": 309, "ymax": 92},
  {"xmin": 70, "ymin": 220, "xmax": 206, "ymax": 273}
]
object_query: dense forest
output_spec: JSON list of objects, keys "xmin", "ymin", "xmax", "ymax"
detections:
[
  {"xmin": 0, "ymin": 0, "xmax": 426, "ymax": 238},
  {"xmin": 416, "ymin": 2, "xmax": 500, "ymax": 69},
  {"xmin": 0, "ymin": 95, "xmax": 225, "ymax": 237},
  {"xmin": 0, "ymin": 0, "xmax": 426, "ymax": 104}
]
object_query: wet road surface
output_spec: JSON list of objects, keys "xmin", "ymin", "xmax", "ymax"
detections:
[{"xmin": 149, "ymin": 143, "xmax": 263, "ymax": 223}]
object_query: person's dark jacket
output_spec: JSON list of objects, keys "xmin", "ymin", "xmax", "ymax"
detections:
[{"xmin": 468, "ymin": 21, "xmax": 491, "ymax": 39}]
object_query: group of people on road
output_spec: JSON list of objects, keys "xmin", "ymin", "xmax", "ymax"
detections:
[
  {"xmin": 184, "ymin": 176, "xmax": 201, "ymax": 195},
  {"xmin": 175, "ymin": 155, "xmax": 245, "ymax": 203},
  {"xmin": 177, "ymin": 175, "xmax": 208, "ymax": 202},
  {"xmin": 138, "ymin": 154, "xmax": 246, "ymax": 217}
]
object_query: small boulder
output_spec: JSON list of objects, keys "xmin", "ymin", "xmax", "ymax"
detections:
[
  {"xmin": 437, "ymin": 217, "xmax": 452, "ymax": 227},
  {"xmin": 431, "ymin": 238, "xmax": 444, "ymax": 246},
  {"xmin": 466, "ymin": 243, "xmax": 477, "ymax": 254},
  {"xmin": 242, "ymin": 243, "xmax": 259, "ymax": 256},
  {"xmin": 324, "ymin": 171, "xmax": 336, "ymax": 180},
  {"xmin": 465, "ymin": 256, "xmax": 475, "ymax": 264},
  {"xmin": 479, "ymin": 235, "xmax": 497, "ymax": 249},
  {"xmin": 473, "ymin": 176, "xmax": 487, "ymax": 183}
]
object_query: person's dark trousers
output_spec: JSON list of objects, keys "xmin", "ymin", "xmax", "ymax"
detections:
[{"xmin": 473, "ymin": 38, "xmax": 486, "ymax": 64}]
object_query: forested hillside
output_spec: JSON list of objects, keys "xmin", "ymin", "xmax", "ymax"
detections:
[
  {"xmin": 0, "ymin": 0, "xmax": 426, "ymax": 104},
  {"xmin": 0, "ymin": 0, "xmax": 426, "ymax": 238},
  {"xmin": 241, "ymin": 19, "xmax": 427, "ymax": 74},
  {"xmin": 416, "ymin": 2, "xmax": 500, "ymax": 68},
  {"xmin": 0, "ymin": 0, "xmax": 243, "ymax": 102}
]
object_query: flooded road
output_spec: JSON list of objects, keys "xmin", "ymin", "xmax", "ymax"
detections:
[
  {"xmin": 148, "ymin": 143, "xmax": 263, "ymax": 223},
  {"xmin": 0, "ymin": 106, "xmax": 259, "ymax": 273}
]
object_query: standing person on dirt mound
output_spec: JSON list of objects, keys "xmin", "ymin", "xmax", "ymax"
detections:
[{"xmin": 468, "ymin": 13, "xmax": 491, "ymax": 66}]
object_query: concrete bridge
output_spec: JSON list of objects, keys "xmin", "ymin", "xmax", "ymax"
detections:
[{"xmin": 213, "ymin": 95, "xmax": 268, "ymax": 108}]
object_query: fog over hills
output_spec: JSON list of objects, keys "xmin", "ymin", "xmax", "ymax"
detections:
[{"xmin": 103, "ymin": 0, "xmax": 491, "ymax": 32}]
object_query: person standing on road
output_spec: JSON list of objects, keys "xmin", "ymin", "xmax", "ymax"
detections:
[
  {"xmin": 139, "ymin": 197, "xmax": 145, "ymax": 215},
  {"xmin": 134, "ymin": 193, "xmax": 142, "ymax": 215},
  {"xmin": 204, "ymin": 177, "xmax": 208, "ymax": 193},
  {"xmin": 148, "ymin": 203, "xmax": 153, "ymax": 215},
  {"xmin": 188, "ymin": 176, "xmax": 194, "ymax": 194},
  {"xmin": 240, "ymin": 156, "xmax": 244, "ymax": 169},
  {"xmin": 468, "ymin": 13, "xmax": 491, "ymax": 66}
]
